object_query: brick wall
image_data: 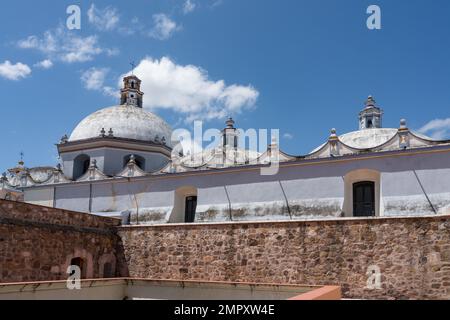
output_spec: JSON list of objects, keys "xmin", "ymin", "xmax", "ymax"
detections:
[
  {"xmin": 118, "ymin": 216, "xmax": 450, "ymax": 300},
  {"xmin": 0, "ymin": 200, "xmax": 126, "ymax": 283}
]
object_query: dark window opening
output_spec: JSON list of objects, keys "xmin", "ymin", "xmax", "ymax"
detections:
[
  {"xmin": 70, "ymin": 257, "xmax": 87, "ymax": 279},
  {"xmin": 185, "ymin": 196, "xmax": 197, "ymax": 223},
  {"xmin": 353, "ymin": 181, "xmax": 375, "ymax": 217},
  {"xmin": 73, "ymin": 154, "xmax": 90, "ymax": 180},
  {"xmin": 367, "ymin": 119, "xmax": 373, "ymax": 128},
  {"xmin": 123, "ymin": 155, "xmax": 145, "ymax": 171},
  {"xmin": 102, "ymin": 262, "xmax": 113, "ymax": 278}
]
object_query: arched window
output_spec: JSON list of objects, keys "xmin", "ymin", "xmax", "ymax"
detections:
[
  {"xmin": 70, "ymin": 257, "xmax": 87, "ymax": 279},
  {"xmin": 73, "ymin": 154, "xmax": 90, "ymax": 180},
  {"xmin": 123, "ymin": 154, "xmax": 146, "ymax": 171}
]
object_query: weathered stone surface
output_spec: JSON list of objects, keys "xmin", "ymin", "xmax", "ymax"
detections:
[
  {"xmin": 2, "ymin": 199, "xmax": 450, "ymax": 300},
  {"xmin": 118, "ymin": 216, "xmax": 450, "ymax": 300},
  {"xmin": 0, "ymin": 200, "xmax": 126, "ymax": 283}
]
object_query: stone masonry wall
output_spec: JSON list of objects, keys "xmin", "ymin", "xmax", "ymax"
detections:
[
  {"xmin": 0, "ymin": 200, "xmax": 126, "ymax": 283},
  {"xmin": 118, "ymin": 216, "xmax": 450, "ymax": 300},
  {"xmin": 2, "ymin": 198, "xmax": 450, "ymax": 299}
]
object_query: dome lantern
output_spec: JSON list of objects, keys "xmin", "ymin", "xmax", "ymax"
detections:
[
  {"xmin": 120, "ymin": 75, "xmax": 144, "ymax": 108},
  {"xmin": 222, "ymin": 117, "xmax": 238, "ymax": 149},
  {"xmin": 359, "ymin": 95, "xmax": 383, "ymax": 130}
]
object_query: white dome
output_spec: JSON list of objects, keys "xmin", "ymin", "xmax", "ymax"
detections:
[
  {"xmin": 69, "ymin": 105, "xmax": 173, "ymax": 147},
  {"xmin": 310, "ymin": 128, "xmax": 399, "ymax": 154},
  {"xmin": 338, "ymin": 128, "xmax": 398, "ymax": 149}
]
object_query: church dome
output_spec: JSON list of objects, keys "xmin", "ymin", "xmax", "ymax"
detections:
[
  {"xmin": 309, "ymin": 128, "xmax": 399, "ymax": 154},
  {"xmin": 69, "ymin": 105, "xmax": 173, "ymax": 147},
  {"xmin": 338, "ymin": 128, "xmax": 398, "ymax": 149}
]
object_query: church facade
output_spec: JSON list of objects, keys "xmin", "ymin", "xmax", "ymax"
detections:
[{"xmin": 2, "ymin": 75, "xmax": 450, "ymax": 224}]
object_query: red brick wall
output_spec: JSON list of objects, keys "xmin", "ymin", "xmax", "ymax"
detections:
[
  {"xmin": 0, "ymin": 200, "xmax": 126, "ymax": 283},
  {"xmin": 118, "ymin": 216, "xmax": 450, "ymax": 300}
]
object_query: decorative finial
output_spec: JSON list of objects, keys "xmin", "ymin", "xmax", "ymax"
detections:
[
  {"xmin": 365, "ymin": 95, "xmax": 376, "ymax": 107},
  {"xmin": 400, "ymin": 119, "xmax": 407, "ymax": 129},
  {"xmin": 329, "ymin": 128, "xmax": 338, "ymax": 140},
  {"xmin": 161, "ymin": 136, "xmax": 166, "ymax": 145},
  {"xmin": 108, "ymin": 128, "xmax": 114, "ymax": 137},
  {"xmin": 226, "ymin": 117, "xmax": 235, "ymax": 128},
  {"xmin": 100, "ymin": 128, "xmax": 106, "ymax": 137},
  {"xmin": 90, "ymin": 159, "xmax": 98, "ymax": 169},
  {"xmin": 60, "ymin": 134, "xmax": 69, "ymax": 144},
  {"xmin": 18, "ymin": 152, "xmax": 25, "ymax": 166},
  {"xmin": 1, "ymin": 172, "xmax": 7, "ymax": 182},
  {"xmin": 56, "ymin": 163, "xmax": 62, "ymax": 171},
  {"xmin": 271, "ymin": 134, "xmax": 278, "ymax": 145},
  {"xmin": 154, "ymin": 135, "xmax": 160, "ymax": 143}
]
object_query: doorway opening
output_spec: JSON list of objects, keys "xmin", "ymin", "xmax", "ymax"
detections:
[
  {"xmin": 353, "ymin": 181, "xmax": 375, "ymax": 217},
  {"xmin": 185, "ymin": 196, "xmax": 198, "ymax": 223},
  {"xmin": 70, "ymin": 257, "xmax": 87, "ymax": 279}
]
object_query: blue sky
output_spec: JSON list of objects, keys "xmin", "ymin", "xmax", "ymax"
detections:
[{"xmin": 1, "ymin": 0, "xmax": 450, "ymax": 170}]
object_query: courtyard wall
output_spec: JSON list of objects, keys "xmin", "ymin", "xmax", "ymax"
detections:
[
  {"xmin": 2, "ymin": 199, "xmax": 450, "ymax": 299},
  {"xmin": 118, "ymin": 215, "xmax": 450, "ymax": 300},
  {"xmin": 0, "ymin": 200, "xmax": 126, "ymax": 283}
]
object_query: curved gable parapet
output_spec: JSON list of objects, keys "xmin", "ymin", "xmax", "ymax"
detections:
[
  {"xmin": 307, "ymin": 141, "xmax": 331, "ymax": 159},
  {"xmin": 157, "ymin": 160, "xmax": 201, "ymax": 174},
  {"xmin": 409, "ymin": 130, "xmax": 450, "ymax": 146},
  {"xmin": 41, "ymin": 171, "xmax": 72, "ymax": 185},
  {"xmin": 258, "ymin": 148, "xmax": 297, "ymax": 164},
  {"xmin": 307, "ymin": 139, "xmax": 361, "ymax": 159},
  {"xmin": 115, "ymin": 162, "xmax": 148, "ymax": 178},
  {"xmin": 77, "ymin": 167, "xmax": 110, "ymax": 182}
]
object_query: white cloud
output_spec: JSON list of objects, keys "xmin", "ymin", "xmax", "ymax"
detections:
[
  {"xmin": 81, "ymin": 67, "xmax": 117, "ymax": 98},
  {"xmin": 183, "ymin": 0, "xmax": 196, "ymax": 14},
  {"xmin": 418, "ymin": 118, "xmax": 450, "ymax": 140},
  {"xmin": 34, "ymin": 59, "xmax": 53, "ymax": 69},
  {"xmin": 149, "ymin": 14, "xmax": 181, "ymax": 40},
  {"xmin": 0, "ymin": 60, "xmax": 31, "ymax": 81},
  {"xmin": 81, "ymin": 67, "xmax": 108, "ymax": 90},
  {"xmin": 17, "ymin": 26, "xmax": 115, "ymax": 63},
  {"xmin": 87, "ymin": 4, "xmax": 120, "ymax": 31},
  {"xmin": 211, "ymin": 0, "xmax": 224, "ymax": 8},
  {"xmin": 283, "ymin": 133, "xmax": 294, "ymax": 140},
  {"xmin": 119, "ymin": 57, "xmax": 259, "ymax": 122}
]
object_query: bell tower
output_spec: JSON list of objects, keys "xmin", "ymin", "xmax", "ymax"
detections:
[
  {"xmin": 359, "ymin": 95, "xmax": 383, "ymax": 129},
  {"xmin": 120, "ymin": 75, "xmax": 144, "ymax": 108}
]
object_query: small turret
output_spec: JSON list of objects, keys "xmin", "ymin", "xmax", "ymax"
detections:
[
  {"xmin": 359, "ymin": 96, "xmax": 383, "ymax": 130},
  {"xmin": 120, "ymin": 75, "xmax": 144, "ymax": 108},
  {"xmin": 222, "ymin": 117, "xmax": 238, "ymax": 149}
]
